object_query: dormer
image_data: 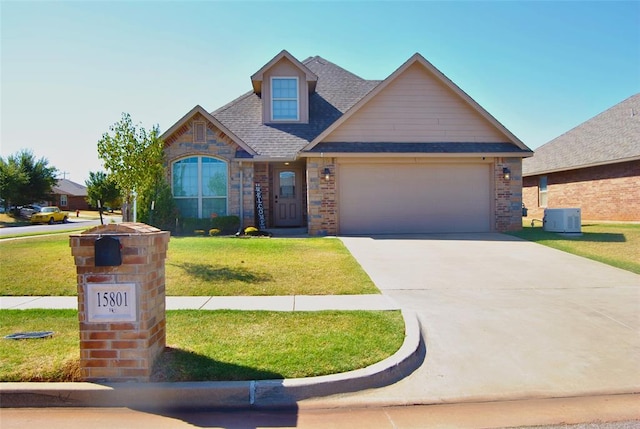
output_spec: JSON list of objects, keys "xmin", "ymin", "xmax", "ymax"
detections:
[{"xmin": 251, "ymin": 50, "xmax": 318, "ymax": 124}]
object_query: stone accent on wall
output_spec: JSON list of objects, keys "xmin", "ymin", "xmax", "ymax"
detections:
[
  {"xmin": 495, "ymin": 158, "xmax": 524, "ymax": 232},
  {"xmin": 523, "ymin": 160, "xmax": 640, "ymax": 222},
  {"xmin": 163, "ymin": 115, "xmax": 254, "ymax": 227},
  {"xmin": 307, "ymin": 157, "xmax": 337, "ymax": 236},
  {"xmin": 70, "ymin": 223, "xmax": 170, "ymax": 382}
]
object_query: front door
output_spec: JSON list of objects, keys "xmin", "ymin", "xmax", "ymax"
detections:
[{"xmin": 273, "ymin": 167, "xmax": 303, "ymax": 227}]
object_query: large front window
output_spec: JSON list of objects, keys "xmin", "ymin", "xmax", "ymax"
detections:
[
  {"xmin": 172, "ymin": 156, "xmax": 227, "ymax": 218},
  {"xmin": 272, "ymin": 77, "xmax": 298, "ymax": 121}
]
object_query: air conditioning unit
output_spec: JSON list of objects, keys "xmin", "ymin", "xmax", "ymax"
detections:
[{"xmin": 543, "ymin": 208, "xmax": 582, "ymax": 233}]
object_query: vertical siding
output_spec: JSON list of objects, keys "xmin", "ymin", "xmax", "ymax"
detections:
[{"xmin": 325, "ymin": 63, "xmax": 508, "ymax": 143}]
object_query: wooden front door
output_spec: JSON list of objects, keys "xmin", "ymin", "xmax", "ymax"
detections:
[{"xmin": 273, "ymin": 167, "xmax": 303, "ymax": 227}]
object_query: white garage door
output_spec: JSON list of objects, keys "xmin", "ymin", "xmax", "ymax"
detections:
[{"xmin": 339, "ymin": 162, "xmax": 491, "ymax": 234}]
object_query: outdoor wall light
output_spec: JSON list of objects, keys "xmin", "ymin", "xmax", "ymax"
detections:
[
  {"xmin": 503, "ymin": 167, "xmax": 511, "ymax": 181},
  {"xmin": 323, "ymin": 167, "xmax": 331, "ymax": 180}
]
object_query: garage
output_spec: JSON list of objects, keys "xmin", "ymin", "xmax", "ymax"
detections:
[{"xmin": 338, "ymin": 161, "xmax": 492, "ymax": 234}]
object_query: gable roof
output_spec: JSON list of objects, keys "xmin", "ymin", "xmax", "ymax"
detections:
[
  {"xmin": 250, "ymin": 50, "xmax": 318, "ymax": 94},
  {"xmin": 303, "ymin": 53, "xmax": 530, "ymax": 153},
  {"xmin": 53, "ymin": 178, "xmax": 87, "ymax": 197},
  {"xmin": 212, "ymin": 56, "xmax": 379, "ymax": 159},
  {"xmin": 160, "ymin": 105, "xmax": 257, "ymax": 156},
  {"xmin": 166, "ymin": 52, "xmax": 530, "ymax": 160},
  {"xmin": 523, "ymin": 93, "xmax": 640, "ymax": 176}
]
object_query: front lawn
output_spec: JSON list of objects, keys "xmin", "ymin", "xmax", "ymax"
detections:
[
  {"xmin": 0, "ymin": 309, "xmax": 404, "ymax": 382},
  {"xmin": 0, "ymin": 236, "xmax": 378, "ymax": 296},
  {"xmin": 507, "ymin": 222, "xmax": 640, "ymax": 274}
]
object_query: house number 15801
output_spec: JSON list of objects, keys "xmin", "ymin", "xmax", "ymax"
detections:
[{"xmin": 96, "ymin": 291, "xmax": 129, "ymax": 308}]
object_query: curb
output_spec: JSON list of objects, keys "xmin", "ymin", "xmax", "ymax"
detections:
[{"xmin": 0, "ymin": 310, "xmax": 423, "ymax": 410}]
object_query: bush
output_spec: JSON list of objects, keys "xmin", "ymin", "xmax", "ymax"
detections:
[
  {"xmin": 178, "ymin": 216, "xmax": 240, "ymax": 235},
  {"xmin": 209, "ymin": 228, "xmax": 220, "ymax": 236}
]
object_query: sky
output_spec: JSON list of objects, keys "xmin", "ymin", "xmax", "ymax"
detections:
[{"xmin": 1, "ymin": 0, "xmax": 639, "ymax": 185}]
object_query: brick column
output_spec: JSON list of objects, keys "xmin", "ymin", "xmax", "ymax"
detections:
[{"xmin": 69, "ymin": 223, "xmax": 170, "ymax": 382}]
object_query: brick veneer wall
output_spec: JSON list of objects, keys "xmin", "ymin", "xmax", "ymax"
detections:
[
  {"xmin": 307, "ymin": 157, "xmax": 336, "ymax": 236},
  {"xmin": 70, "ymin": 223, "xmax": 170, "ymax": 382},
  {"xmin": 495, "ymin": 157, "xmax": 524, "ymax": 231},
  {"xmin": 163, "ymin": 114, "xmax": 254, "ymax": 228},
  {"xmin": 523, "ymin": 160, "xmax": 640, "ymax": 221}
]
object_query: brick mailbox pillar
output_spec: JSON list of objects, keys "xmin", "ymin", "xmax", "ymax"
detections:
[{"xmin": 69, "ymin": 223, "xmax": 170, "ymax": 382}]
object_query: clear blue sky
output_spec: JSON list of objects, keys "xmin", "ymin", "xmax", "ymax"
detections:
[{"xmin": 2, "ymin": 0, "xmax": 639, "ymax": 184}]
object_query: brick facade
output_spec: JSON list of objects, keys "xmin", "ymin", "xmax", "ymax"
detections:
[
  {"xmin": 523, "ymin": 160, "xmax": 640, "ymax": 221},
  {"xmin": 495, "ymin": 157, "xmax": 524, "ymax": 231},
  {"xmin": 307, "ymin": 157, "xmax": 336, "ymax": 236},
  {"xmin": 163, "ymin": 113, "xmax": 254, "ymax": 228},
  {"xmin": 70, "ymin": 223, "xmax": 170, "ymax": 382}
]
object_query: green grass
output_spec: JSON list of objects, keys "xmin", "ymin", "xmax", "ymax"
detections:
[
  {"xmin": 0, "ymin": 310, "xmax": 81, "ymax": 381},
  {"xmin": 507, "ymin": 223, "xmax": 640, "ymax": 274},
  {"xmin": 0, "ymin": 236, "xmax": 378, "ymax": 296},
  {"xmin": 0, "ymin": 309, "xmax": 405, "ymax": 382}
]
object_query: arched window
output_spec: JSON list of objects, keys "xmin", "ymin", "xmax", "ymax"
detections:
[{"xmin": 172, "ymin": 156, "xmax": 228, "ymax": 218}]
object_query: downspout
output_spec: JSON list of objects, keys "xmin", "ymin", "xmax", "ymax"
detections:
[{"xmin": 238, "ymin": 161, "xmax": 244, "ymax": 234}]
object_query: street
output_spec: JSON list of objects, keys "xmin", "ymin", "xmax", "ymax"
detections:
[{"xmin": 1, "ymin": 394, "xmax": 638, "ymax": 428}]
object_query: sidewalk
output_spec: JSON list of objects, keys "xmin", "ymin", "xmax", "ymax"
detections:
[{"xmin": 0, "ymin": 294, "xmax": 400, "ymax": 311}]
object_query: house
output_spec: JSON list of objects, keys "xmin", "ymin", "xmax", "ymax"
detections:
[
  {"xmin": 50, "ymin": 178, "xmax": 90, "ymax": 211},
  {"xmin": 161, "ymin": 50, "xmax": 532, "ymax": 236},
  {"xmin": 523, "ymin": 94, "xmax": 640, "ymax": 222}
]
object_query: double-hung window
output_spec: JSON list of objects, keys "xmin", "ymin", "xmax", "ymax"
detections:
[
  {"xmin": 172, "ymin": 156, "xmax": 228, "ymax": 218},
  {"xmin": 539, "ymin": 176, "xmax": 548, "ymax": 207},
  {"xmin": 271, "ymin": 77, "xmax": 299, "ymax": 121}
]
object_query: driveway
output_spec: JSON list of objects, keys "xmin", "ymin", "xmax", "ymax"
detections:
[{"xmin": 339, "ymin": 233, "xmax": 640, "ymax": 404}]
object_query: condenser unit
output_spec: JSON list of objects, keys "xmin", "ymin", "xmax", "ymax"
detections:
[{"xmin": 543, "ymin": 208, "xmax": 582, "ymax": 233}]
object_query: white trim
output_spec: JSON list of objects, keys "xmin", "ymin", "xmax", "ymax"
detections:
[
  {"xmin": 171, "ymin": 155, "xmax": 229, "ymax": 218},
  {"xmin": 270, "ymin": 76, "xmax": 299, "ymax": 122}
]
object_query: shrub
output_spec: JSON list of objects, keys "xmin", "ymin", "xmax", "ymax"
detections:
[
  {"xmin": 244, "ymin": 226, "xmax": 259, "ymax": 235},
  {"xmin": 178, "ymin": 216, "xmax": 240, "ymax": 235},
  {"xmin": 209, "ymin": 228, "xmax": 221, "ymax": 236}
]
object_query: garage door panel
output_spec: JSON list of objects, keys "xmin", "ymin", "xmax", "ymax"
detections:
[{"xmin": 339, "ymin": 163, "xmax": 491, "ymax": 234}]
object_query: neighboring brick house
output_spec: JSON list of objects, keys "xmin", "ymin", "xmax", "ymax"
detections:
[
  {"xmin": 523, "ymin": 94, "xmax": 640, "ymax": 222},
  {"xmin": 161, "ymin": 50, "xmax": 532, "ymax": 235},
  {"xmin": 49, "ymin": 178, "xmax": 90, "ymax": 211}
]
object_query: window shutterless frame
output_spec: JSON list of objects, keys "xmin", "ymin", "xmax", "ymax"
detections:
[{"xmin": 271, "ymin": 77, "xmax": 299, "ymax": 121}]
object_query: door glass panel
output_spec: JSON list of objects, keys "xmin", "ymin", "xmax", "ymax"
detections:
[{"xmin": 279, "ymin": 171, "xmax": 295, "ymax": 198}]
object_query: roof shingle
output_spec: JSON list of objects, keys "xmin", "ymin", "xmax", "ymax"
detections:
[{"xmin": 523, "ymin": 93, "xmax": 640, "ymax": 176}]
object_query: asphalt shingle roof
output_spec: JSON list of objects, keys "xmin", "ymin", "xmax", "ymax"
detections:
[
  {"xmin": 212, "ymin": 56, "xmax": 379, "ymax": 158},
  {"xmin": 53, "ymin": 179, "xmax": 87, "ymax": 196},
  {"xmin": 523, "ymin": 93, "xmax": 640, "ymax": 176}
]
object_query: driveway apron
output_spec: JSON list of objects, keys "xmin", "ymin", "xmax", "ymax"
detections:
[{"xmin": 339, "ymin": 233, "xmax": 640, "ymax": 404}]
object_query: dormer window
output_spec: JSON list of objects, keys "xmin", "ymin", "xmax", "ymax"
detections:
[{"xmin": 271, "ymin": 77, "xmax": 299, "ymax": 121}]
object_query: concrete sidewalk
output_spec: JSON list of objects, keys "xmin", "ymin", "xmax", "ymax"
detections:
[{"xmin": 0, "ymin": 294, "xmax": 400, "ymax": 311}]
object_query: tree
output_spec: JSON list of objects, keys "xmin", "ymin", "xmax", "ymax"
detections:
[
  {"xmin": 85, "ymin": 171, "xmax": 121, "ymax": 210},
  {"xmin": 0, "ymin": 149, "xmax": 57, "ymax": 209},
  {"xmin": 97, "ymin": 113, "xmax": 164, "ymax": 222}
]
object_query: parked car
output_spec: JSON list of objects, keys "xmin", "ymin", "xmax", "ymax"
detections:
[
  {"xmin": 20, "ymin": 205, "xmax": 41, "ymax": 219},
  {"xmin": 30, "ymin": 206, "xmax": 69, "ymax": 224}
]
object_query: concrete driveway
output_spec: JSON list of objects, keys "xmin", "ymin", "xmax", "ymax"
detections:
[{"xmin": 339, "ymin": 233, "xmax": 640, "ymax": 404}]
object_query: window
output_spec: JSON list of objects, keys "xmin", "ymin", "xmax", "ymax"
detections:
[
  {"xmin": 539, "ymin": 176, "xmax": 548, "ymax": 207},
  {"xmin": 172, "ymin": 156, "xmax": 227, "ymax": 218},
  {"xmin": 60, "ymin": 194, "xmax": 68, "ymax": 207},
  {"xmin": 271, "ymin": 77, "xmax": 298, "ymax": 121}
]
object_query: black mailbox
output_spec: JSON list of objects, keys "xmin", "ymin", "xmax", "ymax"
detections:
[{"xmin": 95, "ymin": 236, "xmax": 122, "ymax": 266}]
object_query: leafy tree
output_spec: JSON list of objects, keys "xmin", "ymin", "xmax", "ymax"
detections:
[
  {"xmin": 137, "ymin": 177, "xmax": 178, "ymax": 232},
  {"xmin": 0, "ymin": 149, "xmax": 57, "ymax": 209},
  {"xmin": 85, "ymin": 171, "xmax": 121, "ymax": 210},
  {"xmin": 97, "ymin": 113, "xmax": 164, "ymax": 222}
]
